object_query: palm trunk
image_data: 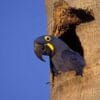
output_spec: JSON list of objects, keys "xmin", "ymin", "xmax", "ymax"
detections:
[{"xmin": 45, "ymin": 0, "xmax": 100, "ymax": 100}]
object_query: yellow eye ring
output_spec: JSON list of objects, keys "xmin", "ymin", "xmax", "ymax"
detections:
[{"xmin": 44, "ymin": 36, "xmax": 51, "ymax": 41}]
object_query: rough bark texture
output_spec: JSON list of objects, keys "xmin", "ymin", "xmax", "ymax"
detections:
[{"xmin": 45, "ymin": 0, "xmax": 100, "ymax": 100}]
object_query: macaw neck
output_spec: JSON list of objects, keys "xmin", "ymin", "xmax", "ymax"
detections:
[
  {"xmin": 50, "ymin": 39, "xmax": 73, "ymax": 62},
  {"xmin": 53, "ymin": 39, "xmax": 71, "ymax": 54},
  {"xmin": 51, "ymin": 43, "xmax": 66, "ymax": 59},
  {"xmin": 49, "ymin": 38, "xmax": 73, "ymax": 61}
]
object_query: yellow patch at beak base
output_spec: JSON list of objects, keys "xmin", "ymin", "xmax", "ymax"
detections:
[{"xmin": 45, "ymin": 43, "xmax": 54, "ymax": 52}]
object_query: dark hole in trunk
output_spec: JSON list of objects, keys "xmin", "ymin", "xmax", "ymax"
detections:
[{"xmin": 59, "ymin": 24, "xmax": 84, "ymax": 57}]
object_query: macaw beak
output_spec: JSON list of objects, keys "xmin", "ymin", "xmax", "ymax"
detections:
[
  {"xmin": 34, "ymin": 41, "xmax": 55, "ymax": 62},
  {"xmin": 34, "ymin": 42, "xmax": 45, "ymax": 62}
]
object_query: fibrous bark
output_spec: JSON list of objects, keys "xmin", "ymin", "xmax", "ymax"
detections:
[{"xmin": 45, "ymin": 0, "xmax": 100, "ymax": 100}]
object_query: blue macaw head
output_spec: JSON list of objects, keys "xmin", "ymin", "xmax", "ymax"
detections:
[{"xmin": 34, "ymin": 35, "xmax": 56, "ymax": 61}]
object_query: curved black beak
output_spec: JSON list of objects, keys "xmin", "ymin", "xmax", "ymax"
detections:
[{"xmin": 34, "ymin": 42, "xmax": 45, "ymax": 62}]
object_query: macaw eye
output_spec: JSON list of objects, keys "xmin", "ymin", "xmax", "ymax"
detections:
[{"xmin": 44, "ymin": 36, "xmax": 51, "ymax": 41}]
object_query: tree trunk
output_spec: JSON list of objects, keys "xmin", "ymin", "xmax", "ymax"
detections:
[{"xmin": 45, "ymin": 0, "xmax": 100, "ymax": 100}]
